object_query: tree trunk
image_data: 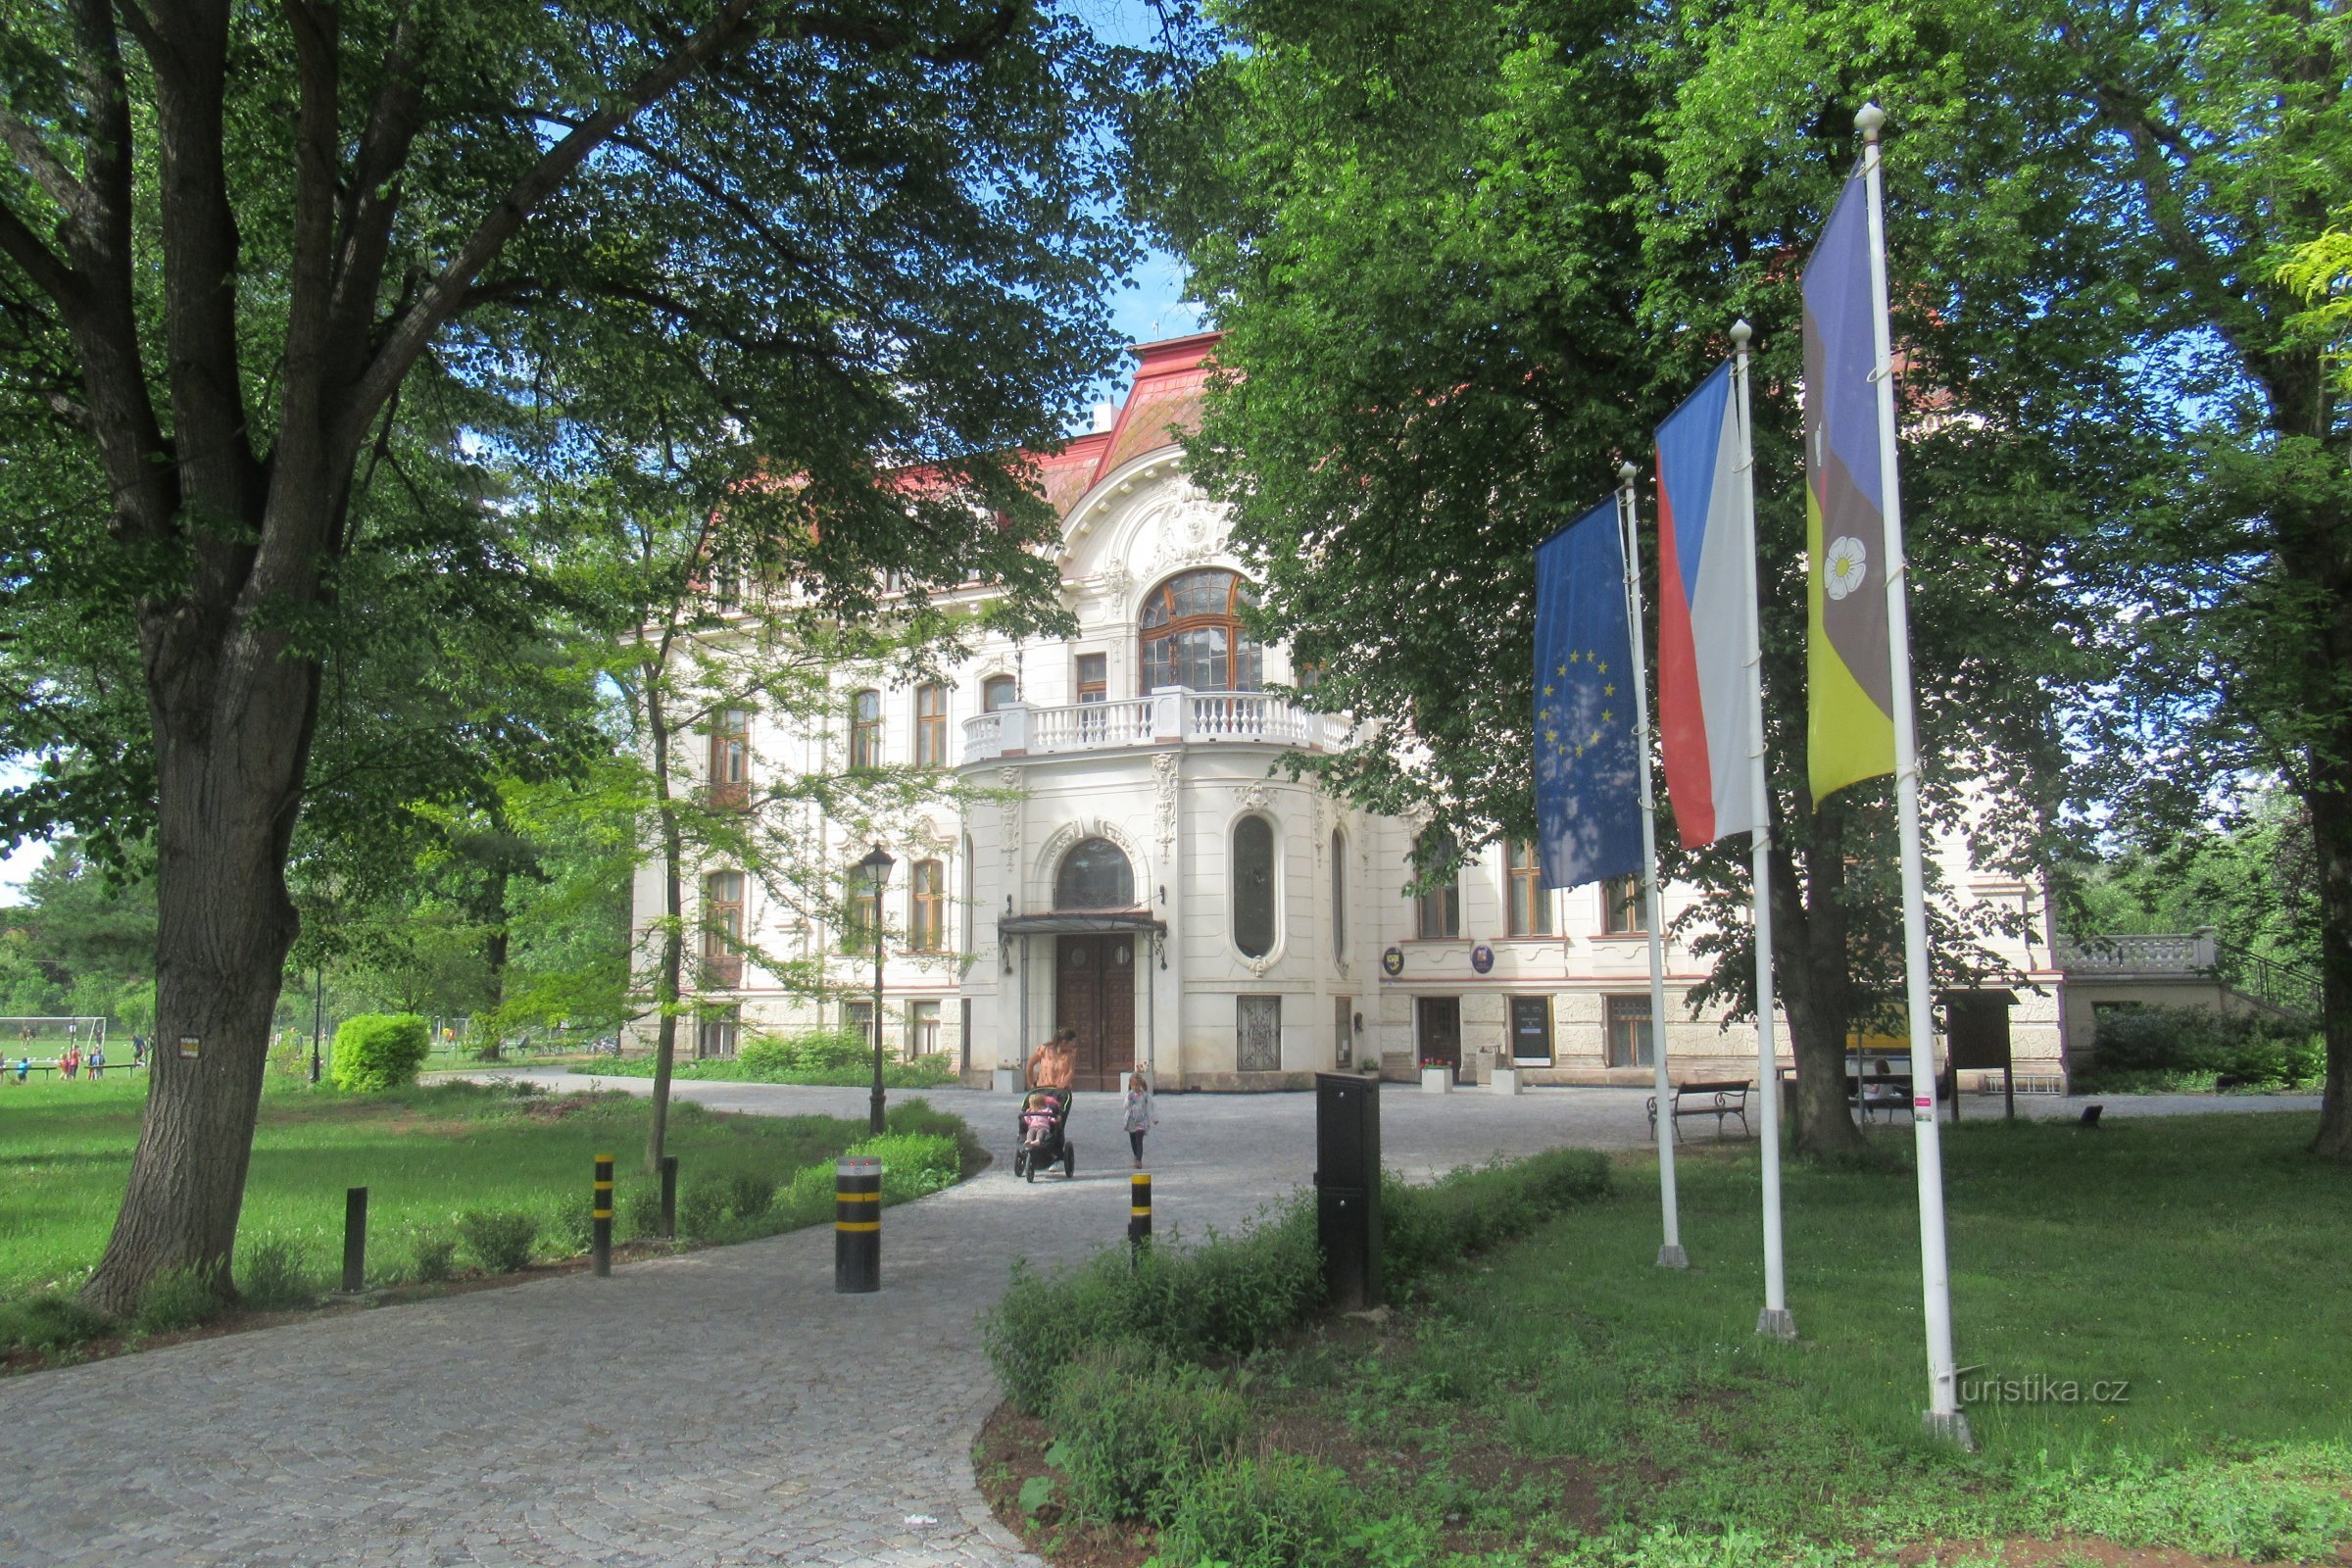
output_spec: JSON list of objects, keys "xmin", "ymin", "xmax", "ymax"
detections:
[
  {"xmin": 1770, "ymin": 805, "xmax": 1867, "ymax": 1158},
  {"xmin": 83, "ymin": 640, "xmax": 319, "ymax": 1318},
  {"xmin": 646, "ymin": 674, "xmax": 684, "ymax": 1174},
  {"xmin": 2308, "ymin": 760, "xmax": 2352, "ymax": 1160}
]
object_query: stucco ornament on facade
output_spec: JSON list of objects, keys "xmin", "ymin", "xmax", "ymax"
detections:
[
  {"xmin": 1139, "ymin": 494, "xmax": 1227, "ymax": 571},
  {"xmin": 998, "ymin": 767, "xmax": 1022, "ymax": 872},
  {"xmin": 1152, "ymin": 753, "xmax": 1179, "ymax": 854}
]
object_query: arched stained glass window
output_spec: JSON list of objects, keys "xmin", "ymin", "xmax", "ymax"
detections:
[
  {"xmin": 1139, "ymin": 569, "xmax": 1261, "ymax": 694},
  {"xmin": 1055, "ymin": 837, "xmax": 1134, "ymax": 909},
  {"xmin": 1234, "ymin": 815, "xmax": 1276, "ymax": 957}
]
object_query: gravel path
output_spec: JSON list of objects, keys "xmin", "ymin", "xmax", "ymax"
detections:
[{"xmin": 0, "ymin": 1078, "xmax": 2319, "ymax": 1566}]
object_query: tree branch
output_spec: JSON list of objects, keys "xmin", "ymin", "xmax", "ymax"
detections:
[
  {"xmin": 0, "ymin": 200, "xmax": 79, "ymax": 305},
  {"xmin": 0, "ymin": 108, "xmax": 91, "ymax": 224}
]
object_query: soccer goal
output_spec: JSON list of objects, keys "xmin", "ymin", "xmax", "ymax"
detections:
[{"xmin": 0, "ymin": 1016, "xmax": 110, "ymax": 1048}]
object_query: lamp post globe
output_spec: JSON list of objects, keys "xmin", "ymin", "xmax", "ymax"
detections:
[{"xmin": 858, "ymin": 844, "xmax": 896, "ymax": 1133}]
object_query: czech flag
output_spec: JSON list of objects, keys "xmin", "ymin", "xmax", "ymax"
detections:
[{"xmin": 1654, "ymin": 364, "xmax": 1766, "ymax": 848}]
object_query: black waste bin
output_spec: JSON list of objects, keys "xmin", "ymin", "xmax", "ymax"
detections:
[{"xmin": 1314, "ymin": 1071, "xmax": 1383, "ymax": 1311}]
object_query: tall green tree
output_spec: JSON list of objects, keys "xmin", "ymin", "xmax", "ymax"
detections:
[
  {"xmin": 0, "ymin": 0, "xmax": 1162, "ymax": 1313},
  {"xmin": 1146, "ymin": 0, "xmax": 2086, "ymax": 1154}
]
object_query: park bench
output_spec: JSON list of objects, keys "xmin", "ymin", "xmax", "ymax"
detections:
[
  {"xmin": 1646, "ymin": 1078, "xmax": 1752, "ymax": 1141},
  {"xmin": 1852, "ymin": 1071, "xmax": 1913, "ymax": 1124}
]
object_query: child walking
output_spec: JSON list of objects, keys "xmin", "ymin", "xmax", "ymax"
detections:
[{"xmin": 1123, "ymin": 1069, "xmax": 1157, "ymax": 1169}]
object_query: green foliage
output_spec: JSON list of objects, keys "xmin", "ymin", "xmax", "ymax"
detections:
[
  {"xmin": 843, "ymin": 1132, "xmax": 963, "ymax": 1200},
  {"xmin": 1047, "ymin": 1342, "xmax": 1248, "ymax": 1524},
  {"xmin": 133, "ymin": 1264, "xmax": 222, "ymax": 1336},
  {"xmin": 237, "ymin": 1236, "xmax": 316, "ymax": 1311},
  {"xmin": 329, "ymin": 1014, "xmax": 433, "ymax": 1093},
  {"xmin": 739, "ymin": 1028, "xmax": 868, "ymax": 1076},
  {"xmin": 413, "ymin": 1234, "xmax": 459, "ymax": 1284},
  {"xmin": 457, "ymin": 1210, "xmax": 540, "ymax": 1275},
  {"xmin": 578, "ymin": 1044, "xmax": 956, "ymax": 1088},
  {"xmin": 723, "ymin": 1171, "xmax": 775, "ymax": 1221},
  {"xmin": 1379, "ymin": 1148, "xmax": 1612, "ymax": 1296},
  {"xmin": 985, "ymin": 1200, "xmax": 1324, "ymax": 1415},
  {"xmin": 1151, "ymin": 1455, "xmax": 1358, "ymax": 1568},
  {"xmin": 677, "ymin": 1181, "xmax": 730, "ymax": 1241},
  {"xmin": 2084, "ymin": 1006, "xmax": 2325, "ymax": 1093},
  {"xmin": 0, "ymin": 1292, "xmax": 112, "ymax": 1352}
]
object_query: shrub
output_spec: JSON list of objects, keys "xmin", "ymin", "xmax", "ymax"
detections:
[
  {"xmin": 1381, "ymin": 1148, "xmax": 1611, "ymax": 1296},
  {"xmin": 457, "ymin": 1208, "xmax": 538, "ymax": 1274},
  {"xmin": 413, "ymin": 1233, "xmax": 458, "ymax": 1283},
  {"xmin": 791, "ymin": 1026, "xmax": 873, "ymax": 1073},
  {"xmin": 238, "ymin": 1235, "xmax": 315, "ymax": 1310},
  {"xmin": 986, "ymin": 1200, "xmax": 1323, "ymax": 1415},
  {"xmin": 724, "ymin": 1171, "xmax": 775, "ymax": 1220},
  {"xmin": 1048, "ymin": 1343, "xmax": 1247, "ymax": 1524},
  {"xmin": 329, "ymin": 1012, "xmax": 432, "ymax": 1092},
  {"xmin": 677, "ymin": 1180, "xmax": 729, "ymax": 1239},
  {"xmin": 842, "ymin": 1131, "xmax": 962, "ymax": 1200},
  {"xmin": 886, "ymin": 1098, "xmax": 986, "ymax": 1172},
  {"xmin": 134, "ymin": 1263, "xmax": 223, "ymax": 1335},
  {"xmin": 1153, "ymin": 1455, "xmax": 1357, "ymax": 1568},
  {"xmin": 2083, "ymin": 1005, "xmax": 2326, "ymax": 1092},
  {"xmin": 0, "ymin": 1292, "xmax": 112, "ymax": 1351},
  {"xmin": 553, "ymin": 1202, "xmax": 595, "ymax": 1255},
  {"xmin": 623, "ymin": 1188, "xmax": 663, "ymax": 1240}
]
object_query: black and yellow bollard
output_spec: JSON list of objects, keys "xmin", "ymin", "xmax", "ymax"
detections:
[
  {"xmin": 341, "ymin": 1187, "xmax": 368, "ymax": 1295},
  {"xmin": 659, "ymin": 1154, "xmax": 679, "ymax": 1239},
  {"xmin": 1129, "ymin": 1172, "xmax": 1152, "ymax": 1261},
  {"xmin": 834, "ymin": 1154, "xmax": 881, "ymax": 1293},
  {"xmin": 592, "ymin": 1153, "xmax": 613, "ymax": 1277}
]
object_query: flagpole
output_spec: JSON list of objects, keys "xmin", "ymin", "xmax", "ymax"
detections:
[
  {"xmin": 1856, "ymin": 101, "xmax": 1971, "ymax": 1448},
  {"xmin": 1729, "ymin": 320, "xmax": 1794, "ymax": 1342},
  {"xmin": 1617, "ymin": 461, "xmax": 1688, "ymax": 1270}
]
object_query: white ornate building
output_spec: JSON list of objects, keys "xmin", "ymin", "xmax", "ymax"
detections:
[{"xmin": 636, "ymin": 333, "xmax": 2073, "ymax": 1091}]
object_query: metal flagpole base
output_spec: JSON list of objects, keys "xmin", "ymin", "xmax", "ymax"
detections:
[
  {"xmin": 1656, "ymin": 1244, "xmax": 1690, "ymax": 1270},
  {"xmin": 1756, "ymin": 1307, "xmax": 1797, "ymax": 1342},
  {"xmin": 1922, "ymin": 1409, "xmax": 1976, "ymax": 1450}
]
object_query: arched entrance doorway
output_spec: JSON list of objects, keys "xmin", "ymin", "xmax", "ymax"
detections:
[{"xmin": 1054, "ymin": 838, "xmax": 1138, "ymax": 1091}]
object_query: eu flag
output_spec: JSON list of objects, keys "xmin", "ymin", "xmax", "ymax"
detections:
[{"xmin": 1536, "ymin": 498, "xmax": 1644, "ymax": 891}]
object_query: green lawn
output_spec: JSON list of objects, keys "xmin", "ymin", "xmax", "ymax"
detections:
[
  {"xmin": 992, "ymin": 1112, "xmax": 2352, "ymax": 1566},
  {"xmin": 0, "ymin": 1073, "xmax": 956, "ymax": 1303},
  {"xmin": 1266, "ymin": 1112, "xmax": 2352, "ymax": 1562}
]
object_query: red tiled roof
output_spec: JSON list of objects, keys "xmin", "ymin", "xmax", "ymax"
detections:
[{"xmin": 1040, "ymin": 332, "xmax": 1219, "ymax": 517}]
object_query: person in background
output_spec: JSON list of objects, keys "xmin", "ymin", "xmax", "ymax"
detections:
[
  {"xmin": 86, "ymin": 1044, "xmax": 105, "ymax": 1080},
  {"xmin": 130, "ymin": 1034, "xmax": 146, "ymax": 1067},
  {"xmin": 1026, "ymin": 1027, "xmax": 1077, "ymax": 1092},
  {"xmin": 60, "ymin": 1042, "xmax": 78, "ymax": 1080},
  {"xmin": 12, "ymin": 1055, "xmax": 27, "ymax": 1084},
  {"xmin": 1123, "ymin": 1068, "xmax": 1158, "ymax": 1170}
]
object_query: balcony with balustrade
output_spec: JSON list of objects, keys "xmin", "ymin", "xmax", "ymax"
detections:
[{"xmin": 960, "ymin": 690, "xmax": 1349, "ymax": 764}]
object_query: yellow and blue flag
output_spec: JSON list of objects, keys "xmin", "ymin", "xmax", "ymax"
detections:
[
  {"xmin": 1803, "ymin": 169, "xmax": 1897, "ymax": 804},
  {"xmin": 1535, "ymin": 499, "xmax": 1643, "ymax": 891}
]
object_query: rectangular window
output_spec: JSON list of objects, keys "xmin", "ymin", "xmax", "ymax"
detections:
[
  {"xmin": 1506, "ymin": 841, "xmax": 1552, "ymax": 936},
  {"xmin": 709, "ymin": 708, "xmax": 751, "ymax": 808},
  {"xmin": 850, "ymin": 690, "xmax": 882, "ymax": 770},
  {"xmin": 1415, "ymin": 878, "xmax": 1460, "ymax": 940},
  {"xmin": 906, "ymin": 1000, "xmax": 941, "ymax": 1059},
  {"xmin": 1334, "ymin": 994, "xmax": 1353, "ymax": 1069},
  {"xmin": 1237, "ymin": 995, "xmax": 1282, "ymax": 1072},
  {"xmin": 914, "ymin": 684, "xmax": 948, "ymax": 769},
  {"xmin": 845, "ymin": 999, "xmax": 874, "ymax": 1045},
  {"xmin": 1601, "ymin": 874, "xmax": 1644, "ymax": 935},
  {"xmin": 695, "ymin": 1005, "xmax": 740, "ymax": 1060},
  {"xmin": 1509, "ymin": 996, "xmax": 1554, "ymax": 1064},
  {"xmin": 910, "ymin": 858, "xmax": 946, "ymax": 951},
  {"xmin": 1075, "ymin": 653, "xmax": 1107, "ymax": 703},
  {"xmin": 982, "ymin": 674, "xmax": 1018, "ymax": 712},
  {"xmin": 701, "ymin": 870, "xmax": 745, "ymax": 987},
  {"xmin": 1604, "ymin": 995, "xmax": 1654, "ymax": 1068}
]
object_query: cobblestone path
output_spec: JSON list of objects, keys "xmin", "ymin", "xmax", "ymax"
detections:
[{"xmin": 0, "ymin": 1081, "xmax": 2318, "ymax": 1566}]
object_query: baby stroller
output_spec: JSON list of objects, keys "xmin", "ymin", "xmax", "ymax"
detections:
[{"xmin": 1012, "ymin": 1087, "xmax": 1075, "ymax": 1182}]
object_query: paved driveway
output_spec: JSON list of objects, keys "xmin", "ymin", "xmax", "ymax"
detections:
[{"xmin": 0, "ymin": 1079, "xmax": 2321, "ymax": 1566}]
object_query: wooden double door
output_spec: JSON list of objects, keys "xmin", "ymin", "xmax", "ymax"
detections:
[{"xmin": 1055, "ymin": 934, "xmax": 1137, "ymax": 1091}]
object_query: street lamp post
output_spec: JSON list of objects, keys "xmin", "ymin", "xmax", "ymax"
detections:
[{"xmin": 858, "ymin": 844, "xmax": 896, "ymax": 1134}]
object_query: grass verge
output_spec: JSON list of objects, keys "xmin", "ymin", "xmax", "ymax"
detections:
[
  {"xmin": 979, "ymin": 1112, "xmax": 2352, "ymax": 1567},
  {"xmin": 0, "ymin": 1075, "xmax": 982, "ymax": 1364}
]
